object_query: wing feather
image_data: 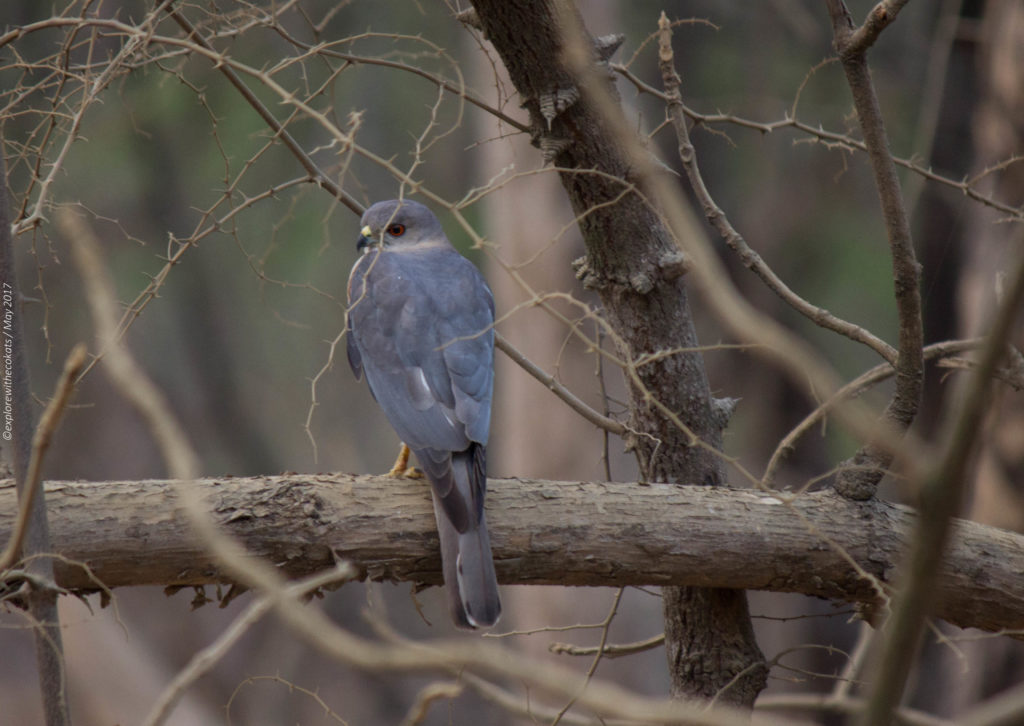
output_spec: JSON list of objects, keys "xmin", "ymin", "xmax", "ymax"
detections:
[{"xmin": 347, "ymin": 247, "xmax": 493, "ymax": 452}]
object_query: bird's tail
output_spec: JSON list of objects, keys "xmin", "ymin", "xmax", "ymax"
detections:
[{"xmin": 429, "ymin": 450, "xmax": 501, "ymax": 629}]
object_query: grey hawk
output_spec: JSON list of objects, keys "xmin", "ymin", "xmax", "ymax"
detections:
[{"xmin": 346, "ymin": 199, "xmax": 501, "ymax": 629}]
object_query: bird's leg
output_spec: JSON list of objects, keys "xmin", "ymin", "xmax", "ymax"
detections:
[
  {"xmin": 388, "ymin": 443, "xmax": 411, "ymax": 477},
  {"xmin": 388, "ymin": 443, "xmax": 423, "ymax": 479}
]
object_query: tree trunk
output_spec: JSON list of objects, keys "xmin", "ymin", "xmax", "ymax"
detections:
[{"xmin": 469, "ymin": 0, "xmax": 766, "ymax": 705}]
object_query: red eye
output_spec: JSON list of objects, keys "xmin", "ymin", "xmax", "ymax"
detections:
[{"xmin": 387, "ymin": 223, "xmax": 406, "ymax": 237}]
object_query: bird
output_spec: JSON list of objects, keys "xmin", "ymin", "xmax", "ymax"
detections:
[{"xmin": 346, "ymin": 199, "xmax": 501, "ymax": 629}]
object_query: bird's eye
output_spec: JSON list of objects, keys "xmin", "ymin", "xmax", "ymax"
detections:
[{"xmin": 387, "ymin": 223, "xmax": 406, "ymax": 237}]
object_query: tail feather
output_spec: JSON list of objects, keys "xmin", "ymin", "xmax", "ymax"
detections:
[
  {"xmin": 427, "ymin": 448, "xmax": 501, "ymax": 629},
  {"xmin": 431, "ymin": 497, "xmax": 501, "ymax": 628},
  {"xmin": 455, "ymin": 520, "xmax": 501, "ymax": 627}
]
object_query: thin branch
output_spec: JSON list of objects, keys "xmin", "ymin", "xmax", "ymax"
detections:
[
  {"xmin": 552, "ymin": 588, "xmax": 624, "ymax": 725},
  {"xmin": 495, "ymin": 331, "xmax": 625, "ymax": 436},
  {"xmin": 226, "ymin": 675, "xmax": 349, "ymax": 724},
  {"xmin": 59, "ymin": 208, "xmax": 198, "ymax": 481},
  {"xmin": 826, "ymin": 0, "xmax": 924, "ymax": 501},
  {"xmin": 142, "ymin": 563, "xmax": 357, "ymax": 726},
  {"xmin": 266, "ymin": 24, "xmax": 531, "ymax": 134},
  {"xmin": 0, "ymin": 343, "xmax": 85, "ymax": 572},
  {"xmin": 838, "ymin": 1, "xmax": 912, "ymax": 58},
  {"xmin": 550, "ymin": 634, "xmax": 665, "ymax": 659},
  {"xmin": 832, "ymin": 621, "xmax": 872, "ymax": 700},
  {"xmin": 763, "ymin": 338, "xmax": 984, "ymax": 485},
  {"xmin": 614, "ymin": 65, "xmax": 1022, "ymax": 222},
  {"xmin": 399, "ymin": 681, "xmax": 465, "ymax": 726},
  {"xmin": 655, "ymin": 20, "xmax": 897, "ymax": 365},
  {"xmin": 163, "ymin": 4, "xmax": 364, "ymax": 217}
]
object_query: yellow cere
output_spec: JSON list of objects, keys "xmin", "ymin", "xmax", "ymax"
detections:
[{"xmin": 361, "ymin": 225, "xmax": 372, "ymax": 237}]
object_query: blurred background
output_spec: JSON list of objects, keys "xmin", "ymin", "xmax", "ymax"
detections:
[{"xmin": 1, "ymin": 0, "xmax": 1022, "ymax": 723}]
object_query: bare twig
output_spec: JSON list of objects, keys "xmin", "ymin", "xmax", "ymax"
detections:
[
  {"xmin": 142, "ymin": 563, "xmax": 357, "ymax": 726},
  {"xmin": 495, "ymin": 331, "xmax": 625, "ymax": 436},
  {"xmin": 399, "ymin": 681, "xmax": 465, "ymax": 726},
  {"xmin": 266, "ymin": 24, "xmax": 531, "ymax": 134},
  {"xmin": 163, "ymin": 4, "xmax": 363, "ymax": 216},
  {"xmin": 60, "ymin": 207, "xmax": 198, "ymax": 481},
  {"xmin": 226, "ymin": 675, "xmax": 349, "ymax": 725},
  {"xmin": 763, "ymin": 339, "xmax": 984, "ymax": 486},
  {"xmin": 832, "ymin": 621, "xmax": 872, "ymax": 700},
  {"xmin": 550, "ymin": 634, "xmax": 665, "ymax": 659},
  {"xmin": 614, "ymin": 64, "xmax": 1022, "ymax": 222},
  {"xmin": 552, "ymin": 588, "xmax": 624, "ymax": 724}
]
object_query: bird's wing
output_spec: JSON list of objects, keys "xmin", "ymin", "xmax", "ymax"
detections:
[
  {"xmin": 347, "ymin": 248, "xmax": 494, "ymax": 453},
  {"xmin": 434, "ymin": 260, "xmax": 495, "ymax": 447}
]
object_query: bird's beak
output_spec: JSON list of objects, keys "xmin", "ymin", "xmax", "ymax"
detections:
[{"xmin": 357, "ymin": 224, "xmax": 374, "ymax": 252}]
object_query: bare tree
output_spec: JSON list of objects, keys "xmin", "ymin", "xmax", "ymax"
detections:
[{"xmin": 1, "ymin": 1, "xmax": 1022, "ymax": 724}]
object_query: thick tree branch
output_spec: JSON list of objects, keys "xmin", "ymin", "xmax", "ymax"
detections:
[{"xmin": 5, "ymin": 475, "xmax": 1024, "ymax": 635}]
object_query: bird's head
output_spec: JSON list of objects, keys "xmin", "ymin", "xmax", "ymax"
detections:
[{"xmin": 357, "ymin": 199, "xmax": 447, "ymax": 252}]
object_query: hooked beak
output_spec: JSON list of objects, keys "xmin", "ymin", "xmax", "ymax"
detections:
[{"xmin": 357, "ymin": 224, "xmax": 374, "ymax": 252}]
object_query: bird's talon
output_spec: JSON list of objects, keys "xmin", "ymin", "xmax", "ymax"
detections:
[{"xmin": 404, "ymin": 467, "xmax": 424, "ymax": 479}]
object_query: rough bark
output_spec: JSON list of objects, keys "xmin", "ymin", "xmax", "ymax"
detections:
[
  {"xmin": 468, "ymin": 0, "xmax": 765, "ymax": 705},
  {"xmin": 9, "ymin": 475, "xmax": 1024, "ymax": 636}
]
